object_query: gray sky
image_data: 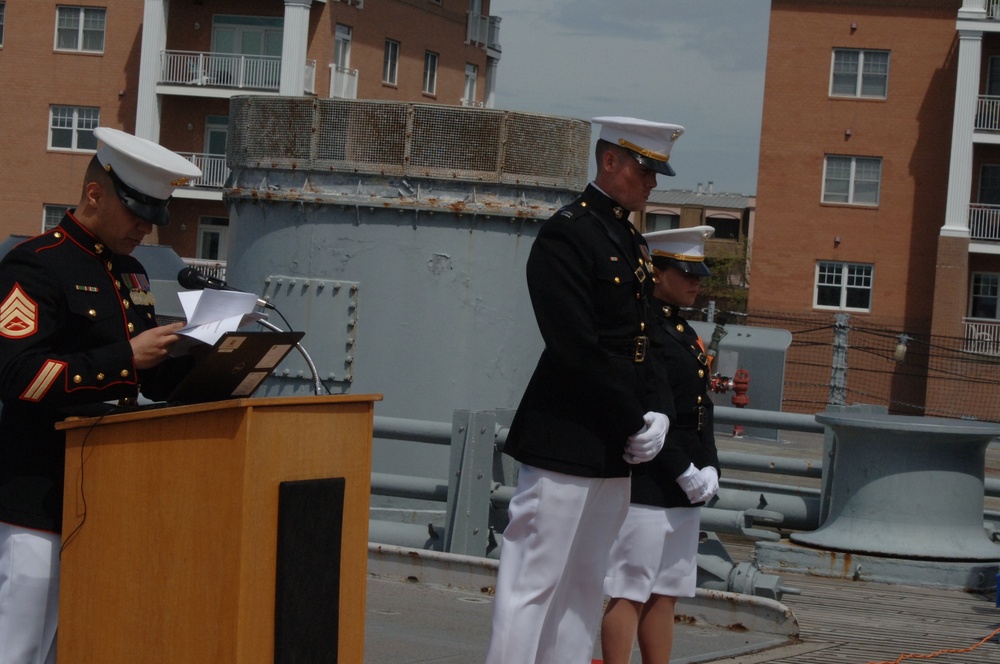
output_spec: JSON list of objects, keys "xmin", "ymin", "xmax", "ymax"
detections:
[{"xmin": 491, "ymin": 0, "xmax": 771, "ymax": 196}]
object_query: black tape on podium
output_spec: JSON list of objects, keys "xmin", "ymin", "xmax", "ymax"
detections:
[{"xmin": 275, "ymin": 477, "xmax": 346, "ymax": 663}]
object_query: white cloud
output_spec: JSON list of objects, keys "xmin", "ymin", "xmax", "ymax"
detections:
[{"xmin": 491, "ymin": 0, "xmax": 771, "ymax": 194}]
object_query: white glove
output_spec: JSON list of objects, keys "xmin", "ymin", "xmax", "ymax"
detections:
[
  {"xmin": 623, "ymin": 411, "xmax": 669, "ymax": 464},
  {"xmin": 697, "ymin": 466, "xmax": 720, "ymax": 503},
  {"xmin": 676, "ymin": 463, "xmax": 710, "ymax": 503}
]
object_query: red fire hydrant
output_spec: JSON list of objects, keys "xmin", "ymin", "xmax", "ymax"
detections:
[{"xmin": 709, "ymin": 369, "xmax": 751, "ymax": 438}]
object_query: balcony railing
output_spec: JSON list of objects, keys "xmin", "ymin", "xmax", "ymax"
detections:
[
  {"xmin": 183, "ymin": 258, "xmax": 226, "ymax": 282},
  {"xmin": 968, "ymin": 203, "xmax": 1000, "ymax": 240},
  {"xmin": 160, "ymin": 50, "xmax": 316, "ymax": 94},
  {"xmin": 329, "ymin": 65, "xmax": 358, "ymax": 99},
  {"xmin": 177, "ymin": 153, "xmax": 228, "ymax": 189},
  {"xmin": 466, "ymin": 12, "xmax": 501, "ymax": 52},
  {"xmin": 976, "ymin": 95, "xmax": 1000, "ymax": 131},
  {"xmin": 964, "ymin": 318, "xmax": 1000, "ymax": 355}
]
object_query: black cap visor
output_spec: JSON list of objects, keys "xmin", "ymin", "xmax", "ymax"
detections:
[
  {"xmin": 107, "ymin": 167, "xmax": 171, "ymax": 226},
  {"xmin": 631, "ymin": 151, "xmax": 676, "ymax": 177}
]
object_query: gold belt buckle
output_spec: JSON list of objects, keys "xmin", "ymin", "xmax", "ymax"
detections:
[{"xmin": 633, "ymin": 335, "xmax": 648, "ymax": 363}]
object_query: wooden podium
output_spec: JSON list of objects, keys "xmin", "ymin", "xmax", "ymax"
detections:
[{"xmin": 56, "ymin": 394, "xmax": 380, "ymax": 664}]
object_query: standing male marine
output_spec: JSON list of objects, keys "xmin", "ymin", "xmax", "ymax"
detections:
[
  {"xmin": 0, "ymin": 127, "xmax": 201, "ymax": 664},
  {"xmin": 486, "ymin": 116, "xmax": 685, "ymax": 664}
]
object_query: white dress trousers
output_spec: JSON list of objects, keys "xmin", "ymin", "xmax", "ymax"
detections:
[
  {"xmin": 0, "ymin": 523, "xmax": 60, "ymax": 664},
  {"xmin": 485, "ymin": 464, "xmax": 630, "ymax": 664}
]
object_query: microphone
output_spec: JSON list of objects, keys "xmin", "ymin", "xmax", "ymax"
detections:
[
  {"xmin": 177, "ymin": 266, "xmax": 227, "ymax": 290},
  {"xmin": 177, "ymin": 267, "xmax": 275, "ymax": 310}
]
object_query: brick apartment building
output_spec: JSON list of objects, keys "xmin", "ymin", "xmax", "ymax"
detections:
[
  {"xmin": 642, "ymin": 185, "xmax": 754, "ymax": 244},
  {"xmin": 0, "ymin": 0, "xmax": 500, "ymax": 268},
  {"xmin": 640, "ymin": 185, "xmax": 754, "ymax": 313},
  {"xmin": 751, "ymin": 0, "xmax": 1000, "ymax": 418}
]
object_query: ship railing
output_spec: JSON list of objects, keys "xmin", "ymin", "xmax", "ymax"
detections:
[{"xmin": 369, "ymin": 406, "xmax": 1000, "ymax": 558}]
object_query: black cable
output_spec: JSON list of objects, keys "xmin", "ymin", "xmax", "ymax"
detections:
[{"xmin": 59, "ymin": 411, "xmax": 109, "ymax": 556}]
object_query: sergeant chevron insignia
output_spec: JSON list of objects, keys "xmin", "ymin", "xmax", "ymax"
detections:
[{"xmin": 0, "ymin": 284, "xmax": 38, "ymax": 339}]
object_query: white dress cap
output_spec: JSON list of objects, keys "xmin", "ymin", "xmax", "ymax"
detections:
[
  {"xmin": 94, "ymin": 127, "xmax": 202, "ymax": 201},
  {"xmin": 644, "ymin": 225, "xmax": 715, "ymax": 276},
  {"xmin": 592, "ymin": 116, "xmax": 685, "ymax": 176}
]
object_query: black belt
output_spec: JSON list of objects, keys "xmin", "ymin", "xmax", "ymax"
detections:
[
  {"xmin": 598, "ymin": 335, "xmax": 648, "ymax": 363},
  {"xmin": 673, "ymin": 406, "xmax": 706, "ymax": 431}
]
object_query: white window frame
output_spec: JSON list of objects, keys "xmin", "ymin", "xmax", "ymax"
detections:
[
  {"xmin": 822, "ymin": 155, "xmax": 882, "ymax": 206},
  {"xmin": 43, "ymin": 204, "xmax": 73, "ymax": 232},
  {"xmin": 55, "ymin": 5, "xmax": 106, "ymax": 53},
  {"xmin": 970, "ymin": 272, "xmax": 1000, "ymax": 320},
  {"xmin": 211, "ymin": 15, "xmax": 283, "ymax": 57},
  {"xmin": 463, "ymin": 63, "xmax": 478, "ymax": 105},
  {"xmin": 334, "ymin": 24, "xmax": 352, "ymax": 69},
  {"xmin": 979, "ymin": 164, "xmax": 1000, "ymax": 205},
  {"xmin": 204, "ymin": 115, "xmax": 228, "ymax": 155},
  {"xmin": 830, "ymin": 48, "xmax": 889, "ymax": 99},
  {"xmin": 383, "ymin": 39, "xmax": 399, "ymax": 85},
  {"xmin": 814, "ymin": 261, "xmax": 874, "ymax": 312},
  {"xmin": 423, "ymin": 51, "xmax": 438, "ymax": 95},
  {"xmin": 49, "ymin": 105, "xmax": 99, "ymax": 151},
  {"xmin": 197, "ymin": 216, "xmax": 229, "ymax": 262}
]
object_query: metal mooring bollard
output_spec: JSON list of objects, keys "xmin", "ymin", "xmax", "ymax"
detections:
[{"xmin": 792, "ymin": 412, "xmax": 1000, "ymax": 560}]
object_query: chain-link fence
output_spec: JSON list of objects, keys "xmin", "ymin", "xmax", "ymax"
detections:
[{"xmin": 692, "ymin": 309, "xmax": 1000, "ymax": 423}]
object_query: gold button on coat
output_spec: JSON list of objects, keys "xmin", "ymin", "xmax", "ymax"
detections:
[
  {"xmin": 73, "ymin": 375, "xmax": 82, "ymax": 384},
  {"xmin": 96, "ymin": 373, "xmax": 105, "ymax": 381},
  {"xmin": 120, "ymin": 369, "xmax": 130, "ymax": 378},
  {"xmin": 88, "ymin": 309, "xmax": 96, "ymax": 317}
]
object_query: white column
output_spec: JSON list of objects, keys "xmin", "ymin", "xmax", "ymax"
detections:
[
  {"xmin": 959, "ymin": 0, "xmax": 987, "ymax": 20},
  {"xmin": 135, "ymin": 0, "xmax": 168, "ymax": 141},
  {"xmin": 484, "ymin": 57, "xmax": 498, "ymax": 109},
  {"xmin": 280, "ymin": 0, "xmax": 311, "ymax": 96},
  {"xmin": 943, "ymin": 29, "xmax": 983, "ymax": 237}
]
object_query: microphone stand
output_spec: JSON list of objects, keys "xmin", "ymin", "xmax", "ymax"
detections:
[{"xmin": 256, "ymin": 319, "xmax": 324, "ymax": 396}]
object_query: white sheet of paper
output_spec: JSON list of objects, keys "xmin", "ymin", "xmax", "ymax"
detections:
[{"xmin": 172, "ymin": 290, "xmax": 267, "ymax": 352}]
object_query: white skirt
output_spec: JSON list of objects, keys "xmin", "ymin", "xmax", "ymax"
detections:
[{"xmin": 604, "ymin": 503, "xmax": 700, "ymax": 602}]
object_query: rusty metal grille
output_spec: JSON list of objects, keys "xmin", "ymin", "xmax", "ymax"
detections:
[
  {"xmin": 227, "ymin": 97, "xmax": 316, "ymax": 170},
  {"xmin": 228, "ymin": 97, "xmax": 589, "ymax": 189}
]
